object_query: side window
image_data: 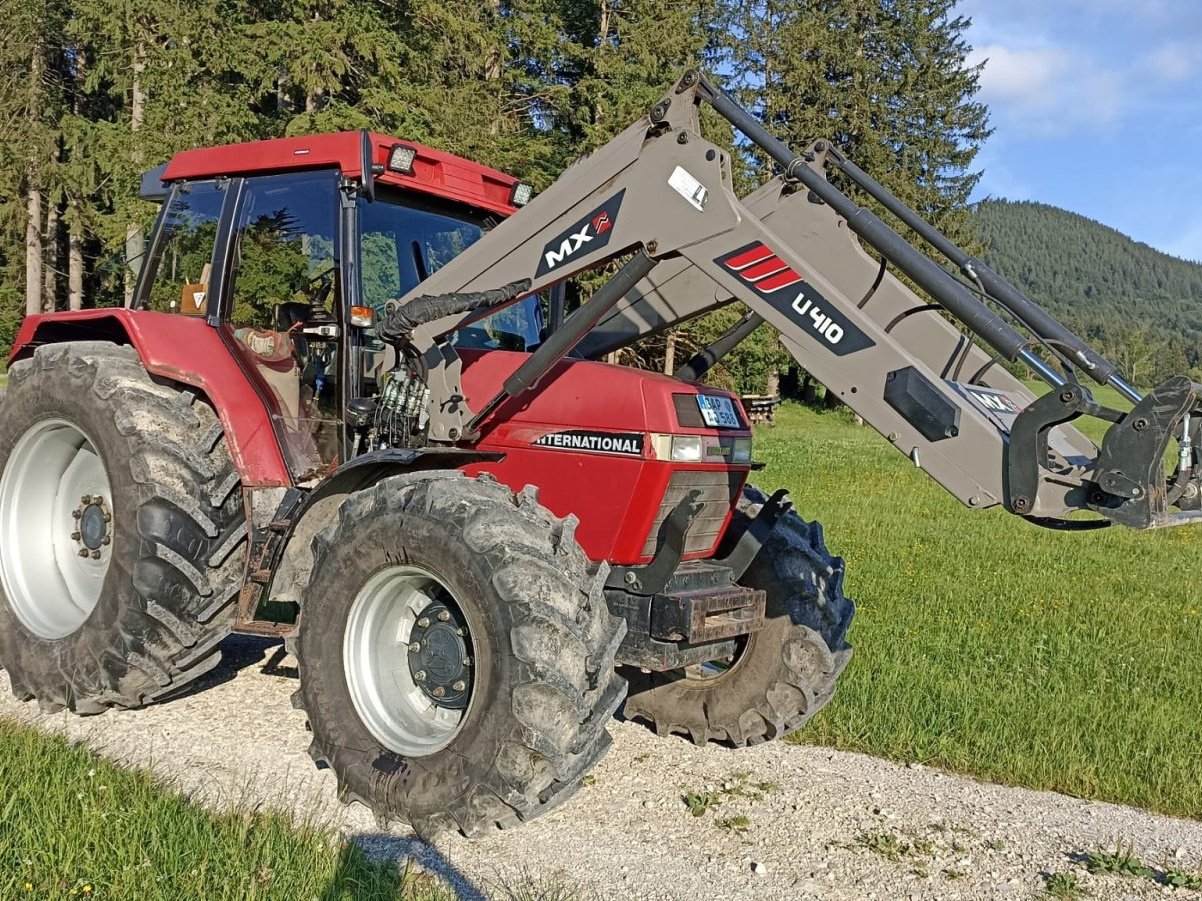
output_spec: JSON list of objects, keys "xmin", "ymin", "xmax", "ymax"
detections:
[
  {"xmin": 139, "ymin": 181, "xmax": 226, "ymax": 315},
  {"xmin": 226, "ymin": 171, "xmax": 341, "ymax": 479}
]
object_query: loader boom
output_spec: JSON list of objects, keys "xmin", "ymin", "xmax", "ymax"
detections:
[{"xmin": 385, "ymin": 70, "xmax": 1202, "ymax": 530}]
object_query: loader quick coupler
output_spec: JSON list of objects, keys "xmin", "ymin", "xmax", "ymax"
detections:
[
  {"xmin": 1006, "ymin": 378, "xmax": 1202, "ymax": 529},
  {"xmin": 1087, "ymin": 377, "xmax": 1202, "ymax": 529}
]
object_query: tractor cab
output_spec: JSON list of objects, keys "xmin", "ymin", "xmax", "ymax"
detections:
[{"xmin": 130, "ymin": 131, "xmax": 541, "ymax": 481}]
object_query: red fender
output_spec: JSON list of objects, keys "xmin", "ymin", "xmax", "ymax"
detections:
[{"xmin": 9, "ymin": 310, "xmax": 292, "ymax": 487}]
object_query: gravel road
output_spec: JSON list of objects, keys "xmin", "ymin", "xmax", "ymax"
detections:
[{"xmin": 3, "ymin": 635, "xmax": 1199, "ymax": 900}]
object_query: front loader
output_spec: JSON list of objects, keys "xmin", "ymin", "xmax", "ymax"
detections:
[{"xmin": 1, "ymin": 71, "xmax": 1198, "ymax": 838}]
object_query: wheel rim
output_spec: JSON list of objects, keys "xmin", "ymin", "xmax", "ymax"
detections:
[
  {"xmin": 0, "ymin": 419, "xmax": 115, "ymax": 639},
  {"xmin": 683, "ymin": 635, "xmax": 749, "ymax": 685},
  {"xmin": 343, "ymin": 565, "xmax": 475, "ymax": 757}
]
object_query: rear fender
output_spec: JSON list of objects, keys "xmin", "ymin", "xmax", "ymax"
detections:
[{"xmin": 10, "ymin": 310, "xmax": 291, "ymax": 487}]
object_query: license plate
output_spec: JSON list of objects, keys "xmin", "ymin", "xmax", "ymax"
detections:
[{"xmin": 696, "ymin": 394, "xmax": 740, "ymax": 428}]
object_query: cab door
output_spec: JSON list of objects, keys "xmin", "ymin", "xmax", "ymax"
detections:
[{"xmin": 220, "ymin": 170, "xmax": 345, "ymax": 480}]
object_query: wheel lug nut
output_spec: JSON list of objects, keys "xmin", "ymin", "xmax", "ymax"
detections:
[
  {"xmin": 81, "ymin": 495, "xmax": 92, "ymax": 505},
  {"xmin": 413, "ymin": 670, "xmax": 427, "ymax": 682},
  {"xmin": 72, "ymin": 510, "xmax": 82, "ymax": 520},
  {"xmin": 456, "ymin": 628, "xmax": 466, "ymax": 636},
  {"xmin": 101, "ymin": 536, "xmax": 110, "ymax": 546},
  {"xmin": 90, "ymin": 550, "xmax": 101, "ymax": 560},
  {"xmin": 408, "ymin": 641, "xmax": 421, "ymax": 653},
  {"xmin": 417, "ymin": 617, "xmax": 430, "ymax": 628},
  {"xmin": 437, "ymin": 610, "xmax": 450, "ymax": 622},
  {"xmin": 102, "ymin": 513, "xmax": 111, "ymax": 523},
  {"xmin": 451, "ymin": 680, "xmax": 466, "ymax": 692},
  {"xmin": 71, "ymin": 532, "xmax": 81, "ymax": 541},
  {"xmin": 462, "ymin": 657, "xmax": 472, "ymax": 667},
  {"xmin": 432, "ymin": 686, "xmax": 446, "ymax": 698},
  {"xmin": 78, "ymin": 549, "xmax": 89, "ymax": 557}
]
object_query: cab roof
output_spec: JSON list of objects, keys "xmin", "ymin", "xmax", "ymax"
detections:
[{"xmin": 154, "ymin": 131, "xmax": 521, "ymax": 217}]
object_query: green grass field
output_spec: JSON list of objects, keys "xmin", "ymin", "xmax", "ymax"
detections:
[
  {"xmin": 0, "ymin": 383, "xmax": 1198, "ymax": 896},
  {"xmin": 0, "ymin": 724, "xmax": 454, "ymax": 900},
  {"xmin": 760, "ymin": 402, "xmax": 1202, "ymax": 820}
]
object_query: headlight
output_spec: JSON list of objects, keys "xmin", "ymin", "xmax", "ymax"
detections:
[
  {"xmin": 731, "ymin": 437, "xmax": 753, "ymax": 463},
  {"xmin": 670, "ymin": 436, "xmax": 704, "ymax": 462}
]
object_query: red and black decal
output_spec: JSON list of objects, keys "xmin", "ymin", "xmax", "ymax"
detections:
[
  {"xmin": 535, "ymin": 190, "xmax": 625, "ymax": 277},
  {"xmin": 716, "ymin": 241, "xmax": 875, "ymax": 356}
]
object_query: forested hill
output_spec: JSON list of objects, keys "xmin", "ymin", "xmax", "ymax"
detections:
[{"xmin": 972, "ymin": 199, "xmax": 1202, "ymax": 382}]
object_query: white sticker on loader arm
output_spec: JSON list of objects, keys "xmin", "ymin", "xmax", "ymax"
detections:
[{"xmin": 669, "ymin": 166, "xmax": 709, "ymax": 211}]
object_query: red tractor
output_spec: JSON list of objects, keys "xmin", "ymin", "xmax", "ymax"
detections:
[{"xmin": 2, "ymin": 72, "xmax": 1197, "ymax": 837}]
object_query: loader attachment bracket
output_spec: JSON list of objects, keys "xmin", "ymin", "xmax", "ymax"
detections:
[
  {"xmin": 714, "ymin": 488, "xmax": 791, "ymax": 581},
  {"xmin": 1006, "ymin": 383, "xmax": 1107, "ymax": 516},
  {"xmin": 606, "ymin": 489, "xmax": 704, "ymax": 596}
]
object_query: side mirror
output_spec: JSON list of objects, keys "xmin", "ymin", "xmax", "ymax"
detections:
[{"xmin": 359, "ymin": 131, "xmax": 376, "ymax": 202}]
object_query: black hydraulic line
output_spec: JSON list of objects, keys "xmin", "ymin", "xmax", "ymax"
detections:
[
  {"xmin": 378, "ymin": 279, "xmax": 531, "ymax": 344},
  {"xmin": 826, "ymin": 149, "xmax": 1122, "ymax": 389},
  {"xmin": 694, "ymin": 73, "xmax": 1068, "ymax": 392},
  {"xmin": 468, "ymin": 251, "xmax": 658, "ymax": 431},
  {"xmin": 676, "ymin": 311, "xmax": 765, "ymax": 382}
]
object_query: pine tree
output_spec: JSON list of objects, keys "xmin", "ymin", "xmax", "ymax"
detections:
[{"xmin": 727, "ymin": 0, "xmax": 990, "ymax": 245}]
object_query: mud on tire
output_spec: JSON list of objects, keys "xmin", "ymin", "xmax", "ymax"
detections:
[
  {"xmin": 0, "ymin": 342, "xmax": 247, "ymax": 713},
  {"xmin": 623, "ymin": 483, "xmax": 854, "ymax": 746},
  {"xmin": 292, "ymin": 471, "xmax": 627, "ymax": 838}
]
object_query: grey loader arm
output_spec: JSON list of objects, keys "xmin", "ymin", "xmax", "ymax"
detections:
[{"xmin": 386, "ymin": 70, "xmax": 1202, "ymax": 531}]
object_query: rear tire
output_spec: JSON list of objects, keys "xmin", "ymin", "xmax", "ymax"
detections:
[
  {"xmin": 0, "ymin": 342, "xmax": 247, "ymax": 713},
  {"xmin": 292, "ymin": 472, "xmax": 627, "ymax": 838},
  {"xmin": 623, "ymin": 483, "xmax": 854, "ymax": 746}
]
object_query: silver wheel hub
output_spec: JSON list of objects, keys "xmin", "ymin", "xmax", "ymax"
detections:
[
  {"xmin": 0, "ymin": 419, "xmax": 114, "ymax": 639},
  {"xmin": 343, "ymin": 565, "xmax": 475, "ymax": 757},
  {"xmin": 74, "ymin": 495, "xmax": 112, "ymax": 555}
]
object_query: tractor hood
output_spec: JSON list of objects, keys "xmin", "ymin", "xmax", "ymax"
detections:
[
  {"xmin": 458, "ymin": 349, "xmax": 750, "ymax": 440},
  {"xmin": 457, "ymin": 349, "xmax": 753, "ymax": 565}
]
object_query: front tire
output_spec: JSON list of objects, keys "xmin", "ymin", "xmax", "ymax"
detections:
[
  {"xmin": 292, "ymin": 472, "xmax": 626, "ymax": 837},
  {"xmin": 0, "ymin": 342, "xmax": 247, "ymax": 713},
  {"xmin": 623, "ymin": 484, "xmax": 854, "ymax": 746}
]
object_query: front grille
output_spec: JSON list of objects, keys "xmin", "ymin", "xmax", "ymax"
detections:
[{"xmin": 641, "ymin": 470, "xmax": 742, "ymax": 558}]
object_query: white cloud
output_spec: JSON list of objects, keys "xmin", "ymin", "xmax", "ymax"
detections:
[
  {"xmin": 1145, "ymin": 42, "xmax": 1200, "ymax": 82},
  {"xmin": 967, "ymin": 44, "xmax": 1068, "ymax": 101},
  {"xmin": 967, "ymin": 42, "xmax": 1128, "ymax": 135}
]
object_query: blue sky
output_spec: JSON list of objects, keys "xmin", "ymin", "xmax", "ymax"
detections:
[{"xmin": 959, "ymin": 0, "xmax": 1202, "ymax": 261}]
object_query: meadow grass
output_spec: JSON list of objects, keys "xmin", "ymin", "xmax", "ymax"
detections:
[
  {"xmin": 0, "ymin": 722, "xmax": 450, "ymax": 900},
  {"xmin": 758, "ymin": 402, "xmax": 1202, "ymax": 819}
]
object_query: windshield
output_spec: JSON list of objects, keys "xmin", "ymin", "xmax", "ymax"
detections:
[{"xmin": 359, "ymin": 190, "xmax": 543, "ymax": 351}]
